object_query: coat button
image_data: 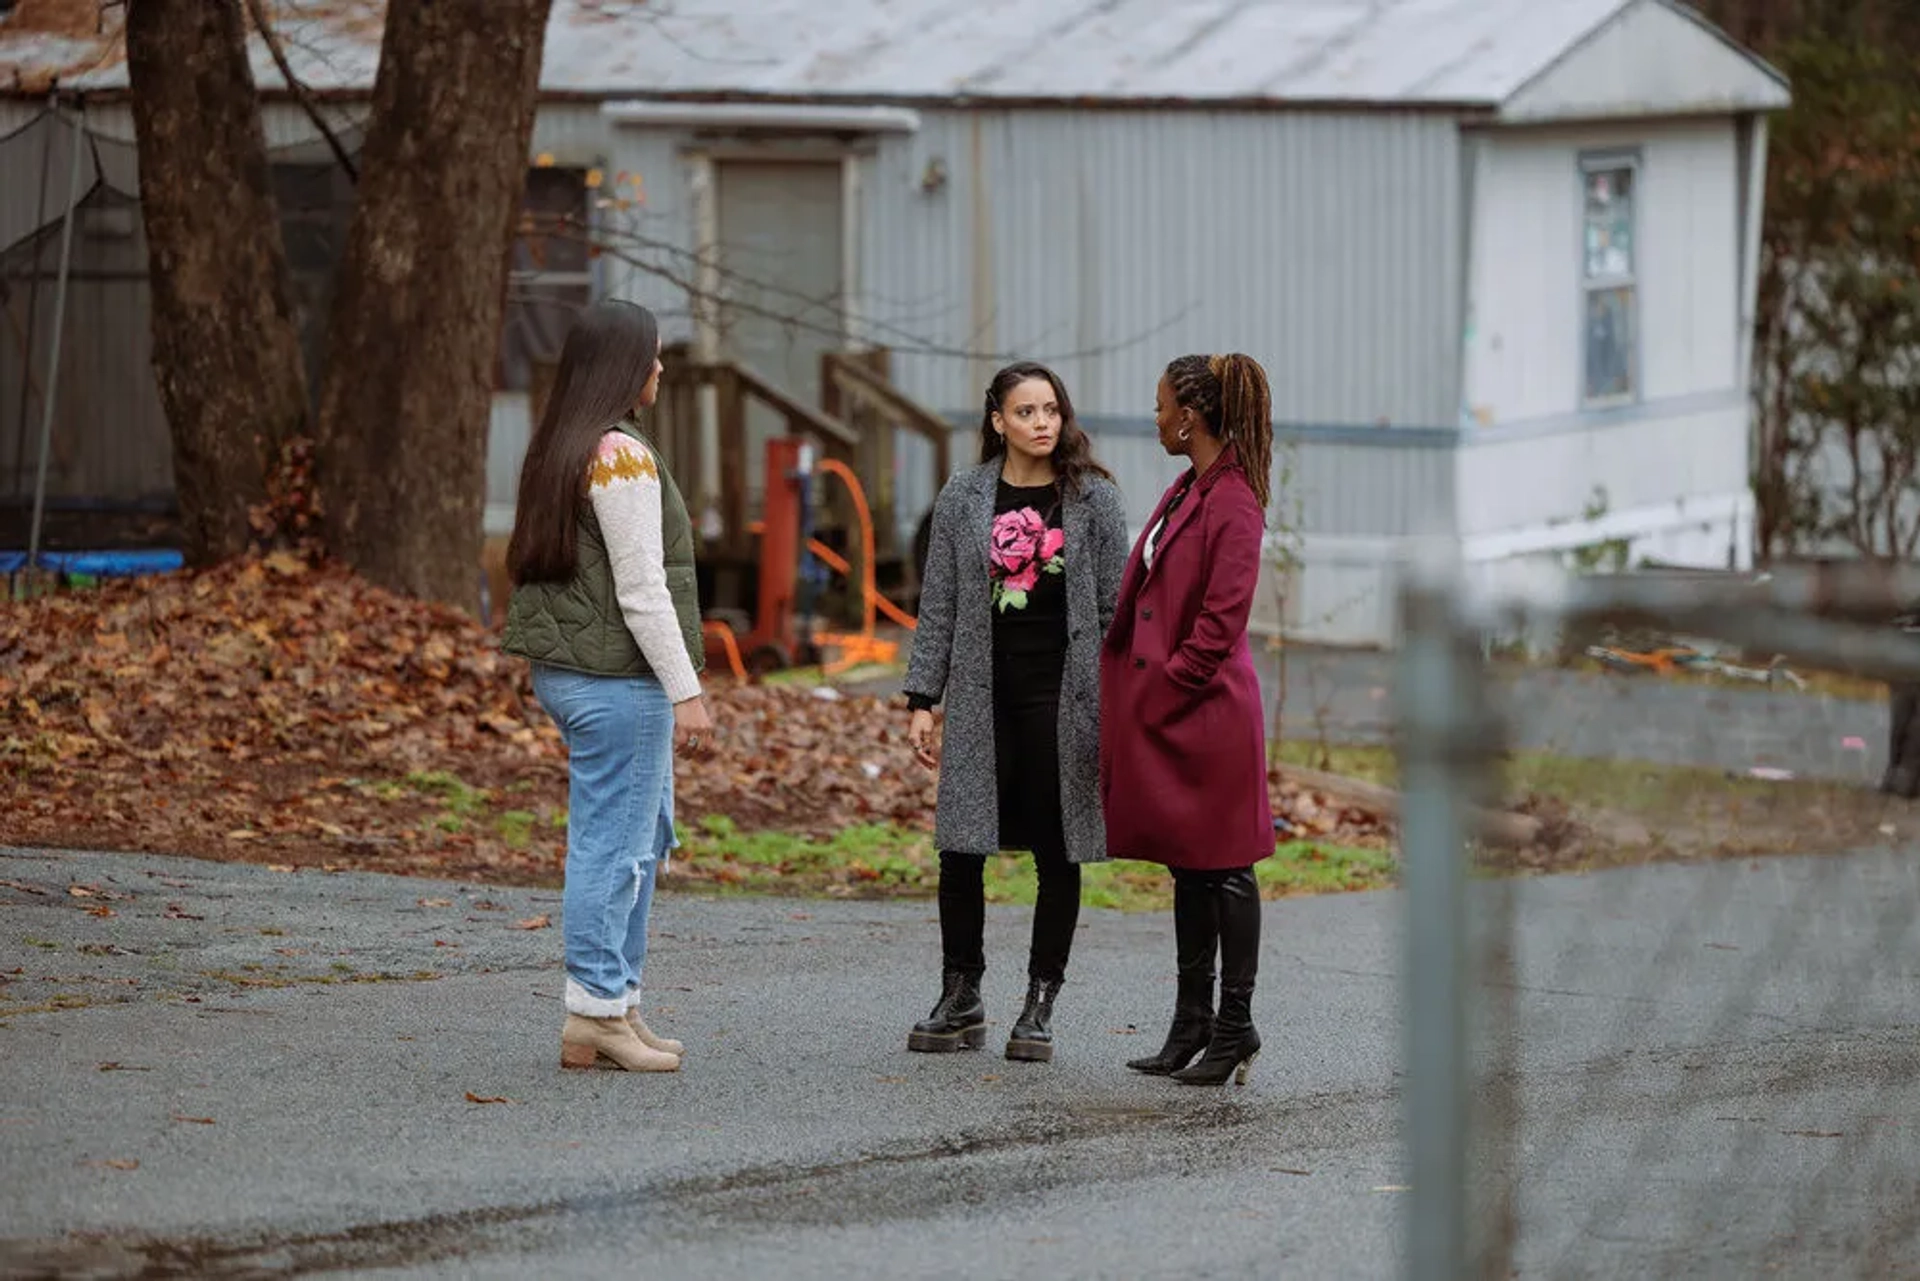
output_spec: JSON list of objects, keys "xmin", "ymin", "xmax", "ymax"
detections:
[
  {"xmin": 1133, "ymin": 657, "xmax": 1145, "ymax": 669},
  {"xmin": 1142, "ymin": 608, "xmax": 1153, "ymax": 620}
]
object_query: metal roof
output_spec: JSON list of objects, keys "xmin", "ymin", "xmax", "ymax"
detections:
[{"xmin": 1, "ymin": 0, "xmax": 1769, "ymax": 107}]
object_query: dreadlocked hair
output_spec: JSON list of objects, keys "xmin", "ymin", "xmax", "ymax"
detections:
[{"xmin": 1165, "ymin": 352, "xmax": 1274, "ymax": 508}]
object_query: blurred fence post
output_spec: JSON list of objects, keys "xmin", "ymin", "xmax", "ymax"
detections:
[
  {"xmin": 1397, "ymin": 558, "xmax": 1920, "ymax": 1280},
  {"xmin": 1399, "ymin": 552, "xmax": 1496, "ymax": 1281}
]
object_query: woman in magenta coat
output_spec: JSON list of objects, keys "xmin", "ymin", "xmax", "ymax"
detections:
[{"xmin": 1100, "ymin": 352, "xmax": 1275, "ymax": 1088}]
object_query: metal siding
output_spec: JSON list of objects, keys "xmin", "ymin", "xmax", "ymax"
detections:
[
  {"xmin": 864, "ymin": 107, "xmax": 1462, "ymax": 551},
  {"xmin": 1638, "ymin": 120, "xmax": 1740, "ymax": 400},
  {"xmin": 1092, "ymin": 431, "xmax": 1452, "ymax": 540},
  {"xmin": 1455, "ymin": 398, "xmax": 1748, "ymax": 538},
  {"xmin": 40, "ymin": 102, "xmax": 369, "ymax": 152},
  {"xmin": 1499, "ymin": 0, "xmax": 1792, "ymax": 122},
  {"xmin": 715, "ymin": 159, "xmax": 845, "ymax": 503},
  {"xmin": 1464, "ymin": 117, "xmax": 1742, "ymax": 428},
  {"xmin": 485, "ymin": 394, "xmax": 532, "ymax": 536},
  {"xmin": 585, "ymin": 113, "xmax": 701, "ymax": 344},
  {"xmin": 866, "ymin": 108, "xmax": 1463, "ymax": 430}
]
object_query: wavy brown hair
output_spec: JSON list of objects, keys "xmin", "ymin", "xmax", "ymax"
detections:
[
  {"xmin": 506, "ymin": 300, "xmax": 662, "ymax": 585},
  {"xmin": 1165, "ymin": 352, "xmax": 1274, "ymax": 508},
  {"xmin": 976, "ymin": 361, "xmax": 1113, "ymax": 496}
]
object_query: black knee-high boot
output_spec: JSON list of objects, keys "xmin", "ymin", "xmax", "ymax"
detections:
[
  {"xmin": 1127, "ymin": 871, "xmax": 1217, "ymax": 1074},
  {"xmin": 1172, "ymin": 868, "xmax": 1261, "ymax": 1086},
  {"xmin": 909, "ymin": 852, "xmax": 987, "ymax": 1053}
]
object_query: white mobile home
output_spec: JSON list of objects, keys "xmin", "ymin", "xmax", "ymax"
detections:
[{"xmin": 0, "ymin": 0, "xmax": 1787, "ymax": 643}]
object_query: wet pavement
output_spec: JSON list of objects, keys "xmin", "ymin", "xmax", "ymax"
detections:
[{"xmin": 0, "ymin": 844, "xmax": 1915, "ymax": 1279}]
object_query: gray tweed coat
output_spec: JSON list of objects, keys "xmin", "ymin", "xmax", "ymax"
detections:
[{"xmin": 902, "ymin": 461, "xmax": 1130, "ymax": 865}]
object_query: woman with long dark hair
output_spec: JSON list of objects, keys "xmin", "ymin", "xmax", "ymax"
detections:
[
  {"xmin": 901, "ymin": 361, "xmax": 1129, "ymax": 1063},
  {"xmin": 501, "ymin": 299, "xmax": 716, "ymax": 1073},
  {"xmin": 1101, "ymin": 353, "xmax": 1276, "ymax": 1087}
]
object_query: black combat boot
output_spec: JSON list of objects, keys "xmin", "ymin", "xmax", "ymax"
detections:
[
  {"xmin": 907, "ymin": 970, "xmax": 986, "ymax": 1053},
  {"xmin": 1173, "ymin": 869, "xmax": 1262, "ymax": 1087},
  {"xmin": 1128, "ymin": 872, "xmax": 1217, "ymax": 1075},
  {"xmin": 1006, "ymin": 978, "xmax": 1063, "ymax": 1062}
]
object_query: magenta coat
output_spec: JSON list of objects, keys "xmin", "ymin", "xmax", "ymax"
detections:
[{"xmin": 1099, "ymin": 447, "xmax": 1274, "ymax": 870}]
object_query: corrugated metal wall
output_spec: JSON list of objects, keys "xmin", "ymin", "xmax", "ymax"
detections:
[
  {"xmin": 1091, "ymin": 429, "xmax": 1455, "ymax": 535},
  {"xmin": 861, "ymin": 107, "xmax": 1465, "ymax": 553},
  {"xmin": 862, "ymin": 108, "xmax": 1464, "ymax": 428},
  {"xmin": 1458, "ymin": 118, "xmax": 1749, "ymax": 556},
  {"xmin": 527, "ymin": 106, "xmax": 693, "ymax": 342}
]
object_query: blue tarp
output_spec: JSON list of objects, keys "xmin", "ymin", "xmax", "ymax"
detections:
[{"xmin": 1, "ymin": 549, "xmax": 184, "ymax": 578}]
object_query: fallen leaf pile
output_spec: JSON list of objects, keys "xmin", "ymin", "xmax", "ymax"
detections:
[
  {"xmin": 1270, "ymin": 775, "xmax": 1391, "ymax": 844},
  {"xmin": 1, "ymin": 554, "xmax": 1388, "ymax": 886}
]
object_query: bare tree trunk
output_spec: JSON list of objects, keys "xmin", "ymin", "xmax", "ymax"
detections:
[
  {"xmin": 125, "ymin": 0, "xmax": 310, "ymax": 565},
  {"xmin": 314, "ymin": 0, "xmax": 552, "ymax": 609}
]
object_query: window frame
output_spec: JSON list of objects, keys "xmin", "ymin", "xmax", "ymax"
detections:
[{"xmin": 1577, "ymin": 150, "xmax": 1641, "ymax": 410}]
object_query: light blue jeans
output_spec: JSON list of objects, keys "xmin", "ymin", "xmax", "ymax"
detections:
[{"xmin": 531, "ymin": 664, "xmax": 679, "ymax": 1018}]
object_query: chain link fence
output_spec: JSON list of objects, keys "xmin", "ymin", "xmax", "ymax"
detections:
[{"xmin": 1397, "ymin": 557, "xmax": 1920, "ymax": 1280}]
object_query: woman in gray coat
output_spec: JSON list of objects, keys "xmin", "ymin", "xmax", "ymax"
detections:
[{"xmin": 903, "ymin": 361, "xmax": 1129, "ymax": 1063}]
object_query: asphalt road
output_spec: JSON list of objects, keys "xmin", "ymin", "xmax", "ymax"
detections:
[{"xmin": 1, "ymin": 844, "xmax": 1915, "ymax": 1279}]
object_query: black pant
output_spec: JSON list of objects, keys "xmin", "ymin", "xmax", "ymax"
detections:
[{"xmin": 938, "ymin": 846, "xmax": 1081, "ymax": 985}]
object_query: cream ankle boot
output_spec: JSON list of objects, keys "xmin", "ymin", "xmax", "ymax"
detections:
[
  {"xmin": 626, "ymin": 1009, "xmax": 684, "ymax": 1057},
  {"xmin": 560, "ymin": 1014, "xmax": 680, "ymax": 1072}
]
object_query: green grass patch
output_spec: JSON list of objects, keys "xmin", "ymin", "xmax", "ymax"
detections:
[
  {"xmin": 674, "ymin": 816, "xmax": 1392, "ymax": 911},
  {"xmin": 496, "ymin": 810, "xmax": 537, "ymax": 850},
  {"xmin": 1271, "ymin": 736, "xmax": 1899, "ymax": 870},
  {"xmin": 1272, "ymin": 737, "xmax": 1855, "ymax": 815},
  {"xmin": 405, "ymin": 770, "xmax": 490, "ymax": 815}
]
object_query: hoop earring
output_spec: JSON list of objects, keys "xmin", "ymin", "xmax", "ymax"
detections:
[{"xmin": 1177, "ymin": 427, "xmax": 1192, "ymax": 443}]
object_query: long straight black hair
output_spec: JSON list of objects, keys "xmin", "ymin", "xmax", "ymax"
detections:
[
  {"xmin": 506, "ymin": 300, "xmax": 661, "ymax": 585},
  {"xmin": 976, "ymin": 361, "xmax": 1112, "ymax": 495}
]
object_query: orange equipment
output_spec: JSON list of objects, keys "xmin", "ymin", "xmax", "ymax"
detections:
[{"xmin": 702, "ymin": 436, "xmax": 916, "ymax": 680}]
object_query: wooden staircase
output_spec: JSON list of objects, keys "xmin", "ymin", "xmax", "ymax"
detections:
[{"xmin": 647, "ymin": 342, "xmax": 953, "ymax": 629}]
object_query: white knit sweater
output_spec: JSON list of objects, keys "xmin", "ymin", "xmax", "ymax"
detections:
[{"xmin": 588, "ymin": 430, "xmax": 702, "ymax": 704}]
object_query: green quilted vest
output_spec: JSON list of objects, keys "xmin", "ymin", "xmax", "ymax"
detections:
[{"xmin": 501, "ymin": 418, "xmax": 706, "ymax": 680}]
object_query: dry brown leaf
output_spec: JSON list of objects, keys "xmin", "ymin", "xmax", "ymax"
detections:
[
  {"xmin": 170, "ymin": 1115, "xmax": 216, "ymax": 1125},
  {"xmin": 464, "ymin": 1092, "xmax": 511, "ymax": 1104},
  {"xmin": 417, "ymin": 897, "xmax": 453, "ymax": 908},
  {"xmin": 0, "ymin": 552, "xmax": 1391, "ymax": 884},
  {"xmin": 508, "ymin": 914, "xmax": 551, "ymax": 931}
]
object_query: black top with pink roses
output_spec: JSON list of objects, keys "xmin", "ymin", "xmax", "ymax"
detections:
[
  {"xmin": 986, "ymin": 479, "xmax": 1067, "ymax": 662},
  {"xmin": 905, "ymin": 478, "xmax": 1067, "ymax": 714}
]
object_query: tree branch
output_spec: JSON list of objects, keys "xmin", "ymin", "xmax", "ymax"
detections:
[
  {"xmin": 544, "ymin": 220, "xmax": 1192, "ymax": 366},
  {"xmin": 243, "ymin": 0, "xmax": 358, "ymax": 182}
]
